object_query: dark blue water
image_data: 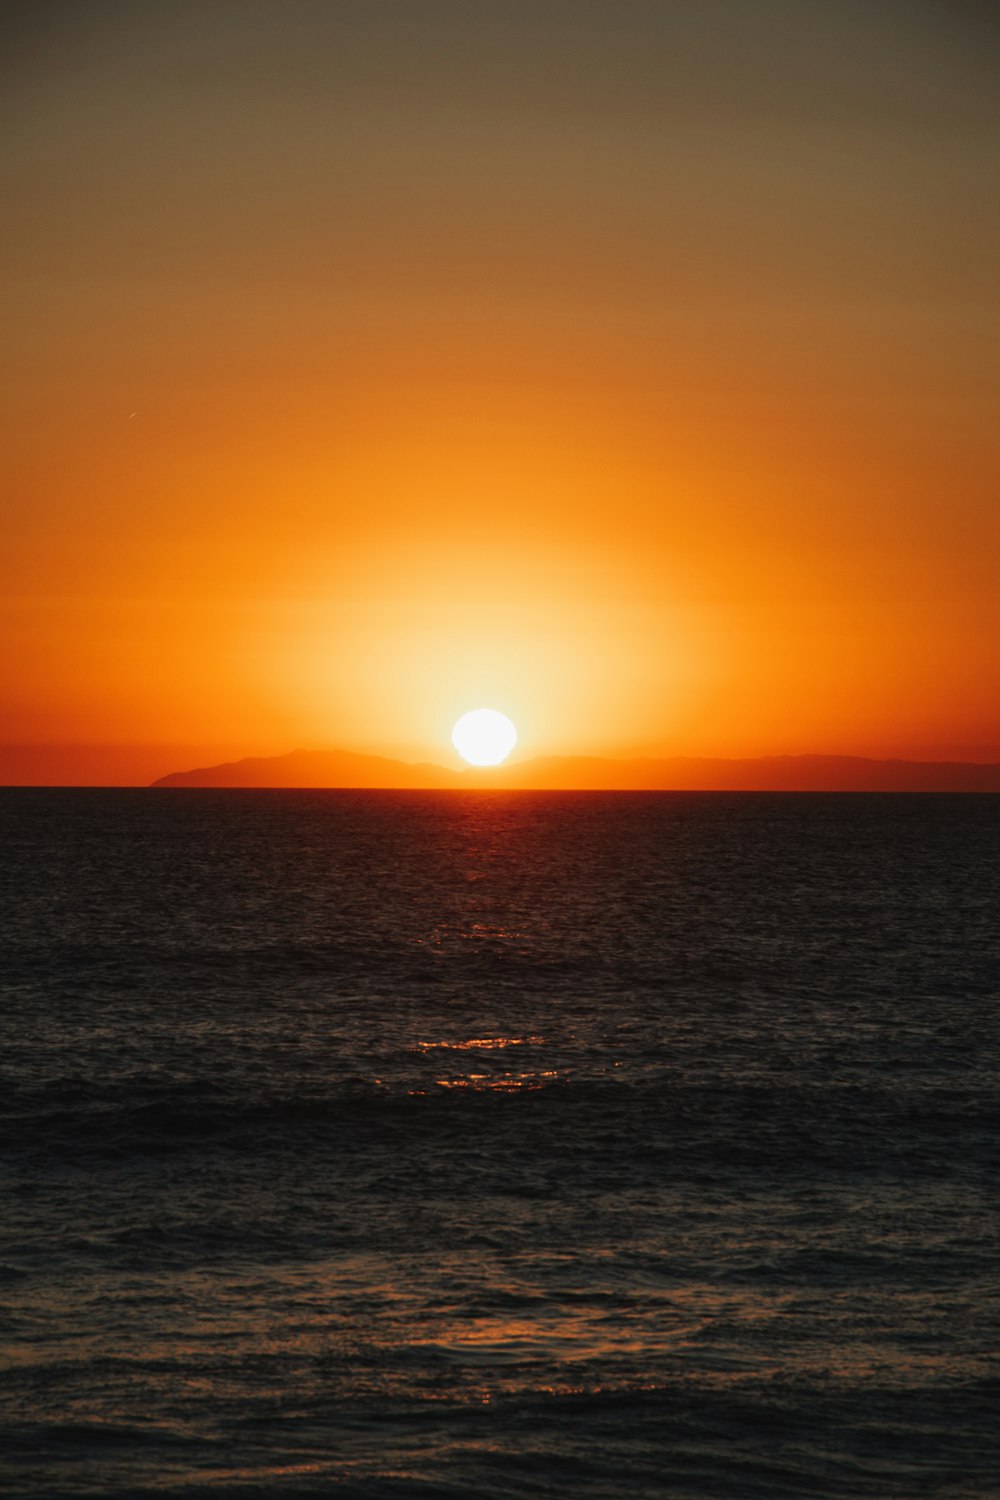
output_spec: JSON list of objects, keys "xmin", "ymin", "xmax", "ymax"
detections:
[{"xmin": 1, "ymin": 789, "xmax": 997, "ymax": 1498}]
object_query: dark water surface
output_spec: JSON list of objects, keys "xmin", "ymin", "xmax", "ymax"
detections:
[{"xmin": 1, "ymin": 789, "xmax": 997, "ymax": 1498}]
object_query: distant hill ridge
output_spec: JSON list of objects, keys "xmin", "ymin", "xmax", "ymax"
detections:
[{"xmin": 151, "ymin": 748, "xmax": 1000, "ymax": 791}]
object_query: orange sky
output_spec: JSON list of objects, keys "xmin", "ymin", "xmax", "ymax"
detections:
[{"xmin": 2, "ymin": 2, "xmax": 998, "ymax": 783}]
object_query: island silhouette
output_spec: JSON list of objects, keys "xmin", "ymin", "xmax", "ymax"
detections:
[{"xmin": 151, "ymin": 749, "xmax": 1000, "ymax": 792}]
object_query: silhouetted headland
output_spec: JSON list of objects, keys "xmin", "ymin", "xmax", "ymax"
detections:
[{"xmin": 150, "ymin": 749, "xmax": 1000, "ymax": 791}]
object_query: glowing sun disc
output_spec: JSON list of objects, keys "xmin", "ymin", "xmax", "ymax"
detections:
[{"xmin": 452, "ymin": 709, "xmax": 518, "ymax": 766}]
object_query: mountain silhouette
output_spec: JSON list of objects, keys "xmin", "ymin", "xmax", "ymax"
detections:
[{"xmin": 151, "ymin": 749, "xmax": 1000, "ymax": 791}]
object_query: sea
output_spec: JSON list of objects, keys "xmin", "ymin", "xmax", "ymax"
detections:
[{"xmin": 1, "ymin": 789, "xmax": 997, "ymax": 1499}]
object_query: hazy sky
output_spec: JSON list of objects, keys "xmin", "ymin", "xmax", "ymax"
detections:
[{"xmin": 3, "ymin": 1, "xmax": 998, "ymax": 779}]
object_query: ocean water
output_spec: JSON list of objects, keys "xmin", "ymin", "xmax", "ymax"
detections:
[{"xmin": 1, "ymin": 788, "xmax": 997, "ymax": 1499}]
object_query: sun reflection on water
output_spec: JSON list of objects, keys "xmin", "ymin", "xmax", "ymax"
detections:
[
  {"xmin": 409, "ymin": 1035, "xmax": 558, "ymax": 1094},
  {"xmin": 432, "ymin": 1070, "xmax": 560, "ymax": 1092},
  {"xmin": 415, "ymin": 1035, "xmax": 547, "ymax": 1050}
]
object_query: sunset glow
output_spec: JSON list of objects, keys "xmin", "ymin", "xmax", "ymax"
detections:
[{"xmin": 2, "ymin": 4, "xmax": 998, "ymax": 785}]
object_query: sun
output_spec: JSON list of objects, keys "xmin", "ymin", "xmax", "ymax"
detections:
[{"xmin": 452, "ymin": 709, "xmax": 518, "ymax": 767}]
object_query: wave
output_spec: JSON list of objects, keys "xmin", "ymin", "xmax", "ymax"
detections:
[{"xmin": 3, "ymin": 1068, "xmax": 995, "ymax": 1184}]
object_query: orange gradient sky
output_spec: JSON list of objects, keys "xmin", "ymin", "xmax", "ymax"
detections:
[{"xmin": 2, "ymin": 2, "xmax": 998, "ymax": 782}]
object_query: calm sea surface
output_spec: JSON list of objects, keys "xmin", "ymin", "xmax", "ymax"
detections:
[{"xmin": 1, "ymin": 789, "xmax": 997, "ymax": 1498}]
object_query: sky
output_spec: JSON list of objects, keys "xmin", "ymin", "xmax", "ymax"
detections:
[{"xmin": 2, "ymin": 0, "xmax": 998, "ymax": 782}]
